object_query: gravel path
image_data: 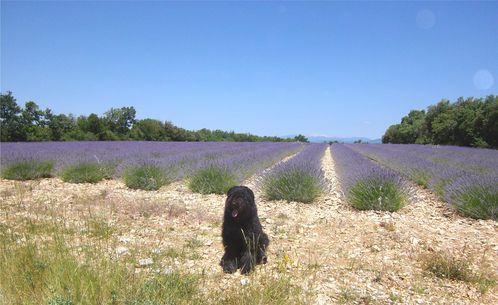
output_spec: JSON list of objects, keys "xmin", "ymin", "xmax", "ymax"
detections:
[{"xmin": 0, "ymin": 146, "xmax": 496, "ymax": 304}]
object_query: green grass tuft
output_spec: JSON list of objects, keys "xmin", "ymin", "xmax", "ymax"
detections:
[
  {"xmin": 348, "ymin": 178, "xmax": 406, "ymax": 212},
  {"xmin": 60, "ymin": 162, "xmax": 113, "ymax": 183},
  {"xmin": 187, "ymin": 165, "xmax": 238, "ymax": 194},
  {"xmin": 1, "ymin": 160, "xmax": 54, "ymax": 180},
  {"xmin": 262, "ymin": 169, "xmax": 322, "ymax": 203},
  {"xmin": 122, "ymin": 164, "xmax": 170, "ymax": 190},
  {"xmin": 421, "ymin": 251, "xmax": 497, "ymax": 293},
  {"xmin": 423, "ymin": 252, "xmax": 472, "ymax": 282}
]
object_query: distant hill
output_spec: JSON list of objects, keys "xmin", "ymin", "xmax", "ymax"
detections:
[{"xmin": 284, "ymin": 135, "xmax": 382, "ymax": 144}]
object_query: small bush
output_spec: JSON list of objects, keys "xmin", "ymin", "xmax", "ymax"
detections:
[
  {"xmin": 422, "ymin": 252, "xmax": 473, "ymax": 282},
  {"xmin": 123, "ymin": 164, "xmax": 169, "ymax": 191},
  {"xmin": 421, "ymin": 251, "xmax": 496, "ymax": 293},
  {"xmin": 262, "ymin": 169, "xmax": 322, "ymax": 203},
  {"xmin": 1, "ymin": 160, "xmax": 54, "ymax": 180},
  {"xmin": 188, "ymin": 165, "xmax": 237, "ymax": 194},
  {"xmin": 60, "ymin": 163, "xmax": 111, "ymax": 183},
  {"xmin": 348, "ymin": 178, "xmax": 406, "ymax": 212},
  {"xmin": 451, "ymin": 185, "xmax": 498, "ymax": 221}
]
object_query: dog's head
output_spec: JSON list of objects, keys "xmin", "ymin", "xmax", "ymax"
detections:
[{"xmin": 225, "ymin": 186, "xmax": 255, "ymax": 221}]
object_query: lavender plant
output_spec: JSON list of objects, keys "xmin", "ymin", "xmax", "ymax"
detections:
[
  {"xmin": 1, "ymin": 159, "xmax": 54, "ymax": 180},
  {"xmin": 261, "ymin": 143, "xmax": 326, "ymax": 203},
  {"xmin": 123, "ymin": 163, "xmax": 171, "ymax": 191},
  {"xmin": 332, "ymin": 144, "xmax": 408, "ymax": 212},
  {"xmin": 187, "ymin": 164, "xmax": 237, "ymax": 194},
  {"xmin": 60, "ymin": 162, "xmax": 112, "ymax": 183}
]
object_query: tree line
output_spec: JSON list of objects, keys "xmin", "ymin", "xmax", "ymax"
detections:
[
  {"xmin": 382, "ymin": 95, "xmax": 498, "ymax": 148},
  {"xmin": 0, "ymin": 92, "xmax": 308, "ymax": 143}
]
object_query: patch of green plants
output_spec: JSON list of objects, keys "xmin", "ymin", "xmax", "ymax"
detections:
[
  {"xmin": 187, "ymin": 165, "xmax": 238, "ymax": 194},
  {"xmin": 215, "ymin": 273, "xmax": 306, "ymax": 305},
  {"xmin": 337, "ymin": 287, "xmax": 374, "ymax": 304},
  {"xmin": 86, "ymin": 216, "xmax": 114, "ymax": 239},
  {"xmin": 60, "ymin": 162, "xmax": 114, "ymax": 183},
  {"xmin": 451, "ymin": 185, "xmax": 498, "ymax": 221},
  {"xmin": 0, "ymin": 220, "xmax": 201, "ymax": 304},
  {"xmin": 262, "ymin": 169, "xmax": 322, "ymax": 203},
  {"xmin": 122, "ymin": 163, "xmax": 170, "ymax": 191},
  {"xmin": 421, "ymin": 251, "xmax": 496, "ymax": 293},
  {"xmin": 348, "ymin": 178, "xmax": 406, "ymax": 212},
  {"xmin": 1, "ymin": 160, "xmax": 54, "ymax": 180}
]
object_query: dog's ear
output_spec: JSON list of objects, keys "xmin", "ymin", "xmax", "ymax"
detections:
[{"xmin": 245, "ymin": 187, "xmax": 255, "ymax": 203}]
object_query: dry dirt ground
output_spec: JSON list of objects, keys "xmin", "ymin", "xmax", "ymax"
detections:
[{"xmin": 0, "ymin": 147, "xmax": 497, "ymax": 304}]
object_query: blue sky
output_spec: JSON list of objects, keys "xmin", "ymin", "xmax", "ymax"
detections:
[{"xmin": 1, "ymin": 1, "xmax": 497, "ymax": 139}]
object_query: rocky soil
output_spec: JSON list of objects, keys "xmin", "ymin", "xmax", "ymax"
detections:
[{"xmin": 0, "ymin": 146, "xmax": 497, "ymax": 304}]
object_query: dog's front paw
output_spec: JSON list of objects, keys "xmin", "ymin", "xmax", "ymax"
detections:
[
  {"xmin": 240, "ymin": 263, "xmax": 253, "ymax": 275},
  {"xmin": 261, "ymin": 255, "xmax": 268, "ymax": 264},
  {"xmin": 220, "ymin": 259, "xmax": 237, "ymax": 274}
]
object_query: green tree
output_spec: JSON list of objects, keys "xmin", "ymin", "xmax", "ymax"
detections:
[
  {"xmin": 425, "ymin": 99, "xmax": 451, "ymax": 142},
  {"xmin": 0, "ymin": 91, "xmax": 24, "ymax": 141},
  {"xmin": 103, "ymin": 106, "xmax": 136, "ymax": 136},
  {"xmin": 293, "ymin": 134, "xmax": 309, "ymax": 143},
  {"xmin": 45, "ymin": 111, "xmax": 76, "ymax": 141},
  {"xmin": 131, "ymin": 119, "xmax": 167, "ymax": 141},
  {"xmin": 481, "ymin": 95, "xmax": 498, "ymax": 147},
  {"xmin": 21, "ymin": 101, "xmax": 51, "ymax": 141}
]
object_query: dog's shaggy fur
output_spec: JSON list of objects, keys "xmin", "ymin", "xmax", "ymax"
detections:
[{"xmin": 220, "ymin": 186, "xmax": 269, "ymax": 274}]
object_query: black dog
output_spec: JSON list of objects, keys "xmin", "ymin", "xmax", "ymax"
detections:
[{"xmin": 220, "ymin": 186, "xmax": 269, "ymax": 274}]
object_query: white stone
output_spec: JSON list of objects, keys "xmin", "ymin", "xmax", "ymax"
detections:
[
  {"xmin": 410, "ymin": 236, "xmax": 420, "ymax": 246},
  {"xmin": 315, "ymin": 294, "xmax": 331, "ymax": 305},
  {"xmin": 116, "ymin": 246, "xmax": 129, "ymax": 256},
  {"xmin": 119, "ymin": 236, "xmax": 131, "ymax": 244},
  {"xmin": 138, "ymin": 258, "xmax": 154, "ymax": 267}
]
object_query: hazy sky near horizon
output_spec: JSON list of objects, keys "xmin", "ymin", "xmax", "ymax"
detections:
[{"xmin": 1, "ymin": 1, "xmax": 497, "ymax": 139}]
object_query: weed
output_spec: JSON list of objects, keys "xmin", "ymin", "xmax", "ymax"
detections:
[{"xmin": 420, "ymin": 251, "xmax": 496, "ymax": 293}]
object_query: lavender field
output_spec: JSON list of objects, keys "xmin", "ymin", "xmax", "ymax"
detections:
[{"xmin": 1, "ymin": 141, "xmax": 497, "ymax": 219}]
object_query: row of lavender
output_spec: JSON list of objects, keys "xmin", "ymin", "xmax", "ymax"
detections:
[
  {"xmin": 347, "ymin": 144, "xmax": 497, "ymax": 220},
  {"xmin": 260, "ymin": 143, "xmax": 327, "ymax": 203},
  {"xmin": 0, "ymin": 141, "xmax": 301, "ymax": 180},
  {"xmin": 331, "ymin": 144, "xmax": 409, "ymax": 211}
]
